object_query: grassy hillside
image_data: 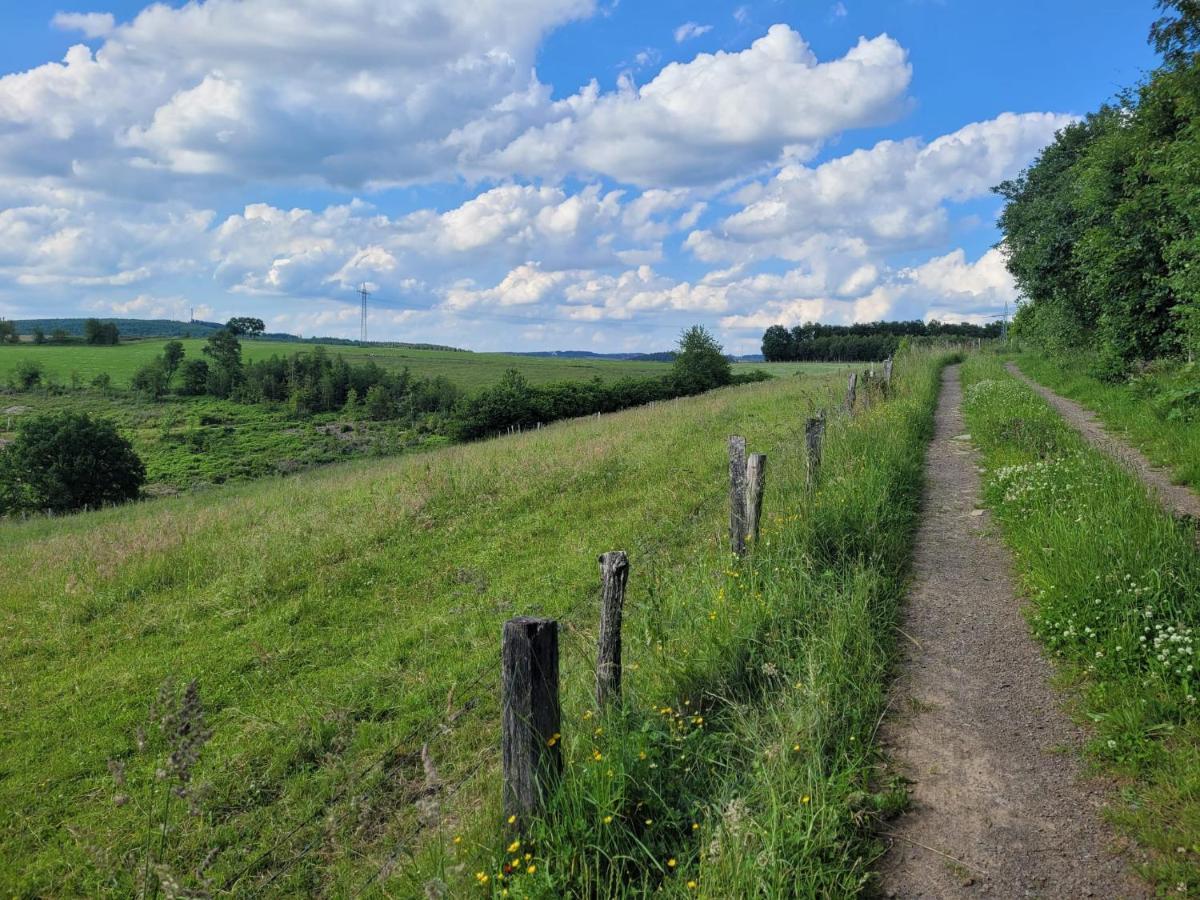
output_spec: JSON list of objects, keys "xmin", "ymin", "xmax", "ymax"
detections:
[
  {"xmin": 0, "ymin": 339, "xmax": 833, "ymax": 392},
  {"xmin": 0, "ymin": 358, "xmax": 936, "ymax": 896}
]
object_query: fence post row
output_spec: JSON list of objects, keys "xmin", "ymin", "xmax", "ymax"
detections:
[
  {"xmin": 595, "ymin": 551, "xmax": 630, "ymax": 708},
  {"xmin": 805, "ymin": 416, "xmax": 824, "ymax": 491},
  {"xmin": 501, "ymin": 617, "xmax": 562, "ymax": 832},
  {"xmin": 729, "ymin": 435, "xmax": 748, "ymax": 557}
]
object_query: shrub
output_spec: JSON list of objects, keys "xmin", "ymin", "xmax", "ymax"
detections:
[
  {"xmin": 131, "ymin": 359, "xmax": 169, "ymax": 399},
  {"xmin": 179, "ymin": 360, "xmax": 209, "ymax": 396},
  {"xmin": 0, "ymin": 412, "xmax": 145, "ymax": 514},
  {"xmin": 12, "ymin": 360, "xmax": 43, "ymax": 390}
]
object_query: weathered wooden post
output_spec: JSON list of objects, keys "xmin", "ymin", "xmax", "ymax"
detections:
[
  {"xmin": 844, "ymin": 371, "xmax": 857, "ymax": 413},
  {"xmin": 883, "ymin": 357, "xmax": 894, "ymax": 393},
  {"xmin": 805, "ymin": 417, "xmax": 824, "ymax": 491},
  {"xmin": 502, "ymin": 617, "xmax": 562, "ymax": 831},
  {"xmin": 729, "ymin": 435, "xmax": 748, "ymax": 556},
  {"xmin": 595, "ymin": 551, "xmax": 629, "ymax": 707},
  {"xmin": 745, "ymin": 453, "xmax": 767, "ymax": 545}
]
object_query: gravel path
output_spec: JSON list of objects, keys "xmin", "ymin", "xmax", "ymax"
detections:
[
  {"xmin": 876, "ymin": 365, "xmax": 1146, "ymax": 899},
  {"xmin": 1006, "ymin": 360, "xmax": 1200, "ymax": 525}
]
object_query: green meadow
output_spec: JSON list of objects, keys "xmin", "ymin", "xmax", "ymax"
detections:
[{"xmin": 0, "ymin": 353, "xmax": 944, "ymax": 896}]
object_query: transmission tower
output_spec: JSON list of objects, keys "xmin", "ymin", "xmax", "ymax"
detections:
[{"xmin": 357, "ymin": 283, "xmax": 371, "ymax": 343}]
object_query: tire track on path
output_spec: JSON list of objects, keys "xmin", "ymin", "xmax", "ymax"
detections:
[
  {"xmin": 876, "ymin": 364, "xmax": 1146, "ymax": 899},
  {"xmin": 1005, "ymin": 360, "xmax": 1200, "ymax": 527}
]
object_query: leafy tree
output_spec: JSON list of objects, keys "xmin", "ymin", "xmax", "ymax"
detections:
[
  {"xmin": 364, "ymin": 384, "xmax": 394, "ymax": 420},
  {"xmin": 671, "ymin": 325, "xmax": 731, "ymax": 394},
  {"xmin": 0, "ymin": 412, "xmax": 145, "ymax": 514},
  {"xmin": 226, "ymin": 317, "xmax": 265, "ymax": 338},
  {"xmin": 162, "ymin": 340, "xmax": 185, "ymax": 388},
  {"xmin": 179, "ymin": 360, "xmax": 209, "ymax": 396},
  {"xmin": 83, "ymin": 319, "xmax": 120, "ymax": 345},
  {"xmin": 761, "ymin": 325, "xmax": 794, "ymax": 362},
  {"xmin": 91, "ymin": 372, "xmax": 112, "ymax": 391},
  {"xmin": 202, "ymin": 328, "xmax": 243, "ymax": 398},
  {"xmin": 1151, "ymin": 0, "xmax": 1200, "ymax": 65},
  {"xmin": 51, "ymin": 328, "xmax": 69, "ymax": 343},
  {"xmin": 32, "ymin": 328, "xmax": 45, "ymax": 345},
  {"xmin": 0, "ymin": 321, "xmax": 17, "ymax": 344}
]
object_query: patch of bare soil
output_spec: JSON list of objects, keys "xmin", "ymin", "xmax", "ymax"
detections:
[
  {"xmin": 1007, "ymin": 361, "xmax": 1200, "ymax": 526},
  {"xmin": 876, "ymin": 365, "xmax": 1146, "ymax": 899}
]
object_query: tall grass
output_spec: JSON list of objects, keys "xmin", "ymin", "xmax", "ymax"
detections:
[
  {"xmin": 416, "ymin": 351, "xmax": 951, "ymax": 898},
  {"xmin": 961, "ymin": 356, "xmax": 1200, "ymax": 891}
]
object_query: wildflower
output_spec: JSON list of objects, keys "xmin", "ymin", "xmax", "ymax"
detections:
[
  {"xmin": 594, "ymin": 726, "xmax": 604, "ymax": 737},
  {"xmin": 792, "ymin": 744, "xmax": 801, "ymax": 752},
  {"xmin": 667, "ymin": 858, "xmax": 677, "ymax": 868},
  {"xmin": 639, "ymin": 751, "xmax": 647, "ymax": 760},
  {"xmin": 546, "ymin": 732, "xmax": 560, "ymax": 747},
  {"xmin": 692, "ymin": 822, "xmax": 700, "ymax": 831},
  {"xmin": 507, "ymin": 814, "xmax": 517, "ymax": 825},
  {"xmin": 475, "ymin": 872, "xmax": 489, "ymax": 884},
  {"xmin": 582, "ymin": 710, "xmax": 593, "ymax": 721},
  {"xmin": 592, "ymin": 749, "xmax": 603, "ymax": 762},
  {"xmin": 687, "ymin": 880, "xmax": 698, "ymax": 891},
  {"xmin": 453, "ymin": 835, "xmax": 462, "ymax": 845},
  {"xmin": 603, "ymin": 815, "xmax": 613, "ymax": 824},
  {"xmin": 507, "ymin": 840, "xmax": 521, "ymax": 853},
  {"xmin": 527, "ymin": 865, "xmax": 537, "ymax": 875},
  {"xmin": 801, "ymin": 795, "xmax": 811, "ymax": 804},
  {"xmin": 525, "ymin": 853, "xmax": 532, "ymax": 861}
]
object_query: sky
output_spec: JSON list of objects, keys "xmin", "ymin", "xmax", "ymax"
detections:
[{"xmin": 0, "ymin": 1, "xmax": 1162, "ymax": 353}]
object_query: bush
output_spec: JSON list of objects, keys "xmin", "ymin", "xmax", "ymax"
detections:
[
  {"xmin": 0, "ymin": 412, "xmax": 145, "ymax": 514},
  {"xmin": 179, "ymin": 360, "xmax": 209, "ymax": 396},
  {"xmin": 12, "ymin": 360, "xmax": 43, "ymax": 390},
  {"xmin": 131, "ymin": 359, "xmax": 169, "ymax": 399}
]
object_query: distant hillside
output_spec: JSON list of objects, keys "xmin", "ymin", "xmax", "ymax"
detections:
[
  {"xmin": 10, "ymin": 318, "xmax": 465, "ymax": 352},
  {"xmin": 503, "ymin": 349, "xmax": 676, "ymax": 362}
]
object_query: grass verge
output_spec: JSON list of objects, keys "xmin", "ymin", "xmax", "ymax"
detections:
[{"xmin": 961, "ymin": 355, "xmax": 1200, "ymax": 892}]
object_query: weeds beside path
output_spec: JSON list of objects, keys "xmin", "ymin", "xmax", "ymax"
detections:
[
  {"xmin": 878, "ymin": 364, "xmax": 1146, "ymax": 898},
  {"xmin": 1006, "ymin": 360, "xmax": 1200, "ymax": 527}
]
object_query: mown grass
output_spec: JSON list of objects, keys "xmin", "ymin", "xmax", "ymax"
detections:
[
  {"xmin": 961, "ymin": 356, "xmax": 1200, "ymax": 892},
  {"xmin": 0, "ymin": 339, "xmax": 830, "ymax": 391},
  {"xmin": 1012, "ymin": 352, "xmax": 1200, "ymax": 491},
  {"xmin": 1, "ymin": 352, "xmax": 945, "ymax": 897}
]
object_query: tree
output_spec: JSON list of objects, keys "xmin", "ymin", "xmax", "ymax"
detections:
[
  {"xmin": 761, "ymin": 325, "xmax": 794, "ymax": 362},
  {"xmin": 0, "ymin": 412, "xmax": 145, "ymax": 514},
  {"xmin": 32, "ymin": 328, "xmax": 46, "ymax": 345},
  {"xmin": 12, "ymin": 360, "xmax": 43, "ymax": 390},
  {"xmin": 51, "ymin": 328, "xmax": 69, "ymax": 343},
  {"xmin": 179, "ymin": 359, "xmax": 209, "ymax": 396},
  {"xmin": 364, "ymin": 384, "xmax": 394, "ymax": 420},
  {"xmin": 0, "ymin": 321, "xmax": 17, "ymax": 344},
  {"xmin": 162, "ymin": 340, "xmax": 185, "ymax": 388},
  {"xmin": 1151, "ymin": 0, "xmax": 1200, "ymax": 66},
  {"xmin": 671, "ymin": 325, "xmax": 732, "ymax": 394},
  {"xmin": 84, "ymin": 319, "xmax": 120, "ymax": 345},
  {"xmin": 226, "ymin": 317, "xmax": 265, "ymax": 338},
  {"xmin": 202, "ymin": 328, "xmax": 243, "ymax": 397}
]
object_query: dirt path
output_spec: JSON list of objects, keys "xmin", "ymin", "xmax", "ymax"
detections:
[
  {"xmin": 1006, "ymin": 360, "xmax": 1200, "ymax": 524},
  {"xmin": 876, "ymin": 365, "xmax": 1145, "ymax": 899}
]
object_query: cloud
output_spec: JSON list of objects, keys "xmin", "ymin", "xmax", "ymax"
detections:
[
  {"xmin": 674, "ymin": 22, "xmax": 713, "ymax": 42},
  {"xmin": 51, "ymin": 11, "xmax": 116, "ymax": 38},
  {"xmin": 689, "ymin": 111, "xmax": 1072, "ymax": 264},
  {"xmin": 468, "ymin": 25, "xmax": 912, "ymax": 186}
]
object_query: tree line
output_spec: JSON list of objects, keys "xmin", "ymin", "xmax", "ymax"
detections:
[
  {"xmin": 760, "ymin": 320, "xmax": 1000, "ymax": 362},
  {"xmin": 996, "ymin": 0, "xmax": 1200, "ymax": 377}
]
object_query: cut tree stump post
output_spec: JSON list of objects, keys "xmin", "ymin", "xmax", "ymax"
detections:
[
  {"xmin": 501, "ymin": 617, "xmax": 562, "ymax": 832},
  {"xmin": 745, "ymin": 453, "xmax": 767, "ymax": 545},
  {"xmin": 595, "ymin": 551, "xmax": 630, "ymax": 707},
  {"xmin": 729, "ymin": 435, "xmax": 748, "ymax": 556},
  {"xmin": 845, "ymin": 371, "xmax": 857, "ymax": 413},
  {"xmin": 805, "ymin": 417, "xmax": 824, "ymax": 491}
]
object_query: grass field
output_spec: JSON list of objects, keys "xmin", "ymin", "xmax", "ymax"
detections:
[
  {"xmin": 0, "ymin": 353, "xmax": 943, "ymax": 896},
  {"xmin": 962, "ymin": 356, "xmax": 1200, "ymax": 891},
  {"xmin": 1011, "ymin": 352, "xmax": 1200, "ymax": 492},
  {"xmin": 0, "ymin": 340, "xmax": 830, "ymax": 392}
]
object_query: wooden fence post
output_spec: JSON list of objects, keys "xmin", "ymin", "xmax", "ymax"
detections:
[
  {"xmin": 502, "ymin": 617, "xmax": 562, "ymax": 831},
  {"xmin": 805, "ymin": 417, "xmax": 824, "ymax": 491},
  {"xmin": 845, "ymin": 371, "xmax": 857, "ymax": 413},
  {"xmin": 745, "ymin": 453, "xmax": 767, "ymax": 545},
  {"xmin": 729, "ymin": 435, "xmax": 748, "ymax": 557},
  {"xmin": 596, "ymin": 551, "xmax": 630, "ymax": 707},
  {"xmin": 883, "ymin": 357, "xmax": 894, "ymax": 393}
]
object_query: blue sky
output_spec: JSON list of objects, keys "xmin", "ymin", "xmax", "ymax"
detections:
[{"xmin": 0, "ymin": 0, "xmax": 1161, "ymax": 352}]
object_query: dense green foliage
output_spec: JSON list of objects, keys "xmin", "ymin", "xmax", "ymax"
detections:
[
  {"xmin": 997, "ymin": 1, "xmax": 1200, "ymax": 376},
  {"xmin": 962, "ymin": 355, "xmax": 1200, "ymax": 891},
  {"xmin": 0, "ymin": 412, "xmax": 145, "ymax": 513},
  {"xmin": 84, "ymin": 318, "xmax": 121, "ymax": 346},
  {"xmin": 761, "ymin": 320, "xmax": 999, "ymax": 362}
]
